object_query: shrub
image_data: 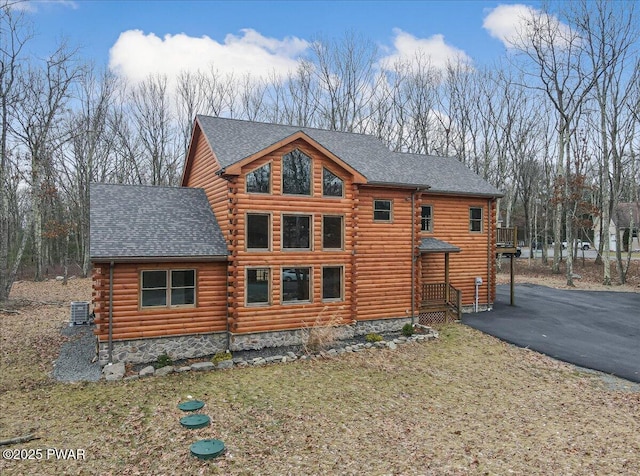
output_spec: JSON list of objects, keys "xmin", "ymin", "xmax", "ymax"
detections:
[
  {"xmin": 154, "ymin": 353, "xmax": 173, "ymax": 369},
  {"xmin": 212, "ymin": 351, "xmax": 232, "ymax": 364},
  {"xmin": 401, "ymin": 323, "xmax": 414, "ymax": 337},
  {"xmin": 302, "ymin": 306, "xmax": 346, "ymax": 353},
  {"xmin": 365, "ymin": 333, "xmax": 383, "ymax": 343}
]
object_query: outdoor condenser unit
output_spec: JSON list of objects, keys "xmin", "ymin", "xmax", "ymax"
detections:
[{"xmin": 70, "ymin": 301, "xmax": 90, "ymax": 325}]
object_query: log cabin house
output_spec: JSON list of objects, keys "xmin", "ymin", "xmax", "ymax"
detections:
[{"xmin": 90, "ymin": 116, "xmax": 512, "ymax": 365}]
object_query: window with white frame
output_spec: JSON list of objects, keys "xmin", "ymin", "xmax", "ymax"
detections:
[{"xmin": 141, "ymin": 269, "xmax": 195, "ymax": 308}]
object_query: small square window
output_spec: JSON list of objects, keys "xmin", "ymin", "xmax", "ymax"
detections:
[
  {"xmin": 374, "ymin": 199, "xmax": 392, "ymax": 222},
  {"xmin": 421, "ymin": 205, "xmax": 433, "ymax": 232},
  {"xmin": 323, "ymin": 216, "xmax": 343, "ymax": 249},
  {"xmin": 470, "ymin": 207, "xmax": 483, "ymax": 232},
  {"xmin": 322, "ymin": 266, "xmax": 343, "ymax": 301}
]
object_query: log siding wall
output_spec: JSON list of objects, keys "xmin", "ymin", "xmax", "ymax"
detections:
[
  {"xmin": 93, "ymin": 261, "xmax": 227, "ymax": 341},
  {"xmin": 96, "ymin": 129, "xmax": 498, "ymax": 347},
  {"xmin": 419, "ymin": 194, "xmax": 496, "ymax": 307}
]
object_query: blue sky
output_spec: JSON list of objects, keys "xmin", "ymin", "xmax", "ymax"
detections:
[{"xmin": 20, "ymin": 0, "xmax": 546, "ymax": 83}]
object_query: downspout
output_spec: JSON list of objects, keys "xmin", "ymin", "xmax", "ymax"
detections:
[
  {"xmin": 487, "ymin": 198, "xmax": 492, "ymax": 310},
  {"xmin": 108, "ymin": 260, "xmax": 114, "ymax": 363},
  {"xmin": 410, "ymin": 189, "xmax": 419, "ymax": 325}
]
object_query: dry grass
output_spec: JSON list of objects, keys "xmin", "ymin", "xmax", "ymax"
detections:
[
  {"xmin": 301, "ymin": 306, "xmax": 348, "ymax": 353},
  {"xmin": 1, "ymin": 278, "xmax": 639, "ymax": 475}
]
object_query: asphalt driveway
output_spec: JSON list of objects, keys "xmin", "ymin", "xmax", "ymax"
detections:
[{"xmin": 462, "ymin": 284, "xmax": 640, "ymax": 383}]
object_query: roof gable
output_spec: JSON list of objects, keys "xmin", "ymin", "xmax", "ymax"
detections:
[
  {"xmin": 90, "ymin": 183, "xmax": 227, "ymax": 261},
  {"xmin": 194, "ymin": 115, "xmax": 503, "ymax": 197}
]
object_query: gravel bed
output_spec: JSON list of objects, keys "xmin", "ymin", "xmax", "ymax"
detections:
[{"xmin": 52, "ymin": 324, "xmax": 101, "ymax": 382}]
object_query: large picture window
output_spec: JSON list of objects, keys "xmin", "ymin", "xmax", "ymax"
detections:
[
  {"xmin": 282, "ymin": 267, "xmax": 311, "ymax": 302},
  {"xmin": 373, "ymin": 199, "xmax": 392, "ymax": 222},
  {"xmin": 322, "ymin": 266, "xmax": 343, "ymax": 301},
  {"xmin": 282, "ymin": 149, "xmax": 311, "ymax": 195},
  {"xmin": 247, "ymin": 268, "xmax": 270, "ymax": 305},
  {"xmin": 141, "ymin": 269, "xmax": 195, "ymax": 308},
  {"xmin": 323, "ymin": 168, "xmax": 343, "ymax": 197},
  {"xmin": 322, "ymin": 215, "xmax": 343, "ymax": 250},
  {"xmin": 282, "ymin": 215, "xmax": 311, "ymax": 250},
  {"xmin": 469, "ymin": 207, "xmax": 483, "ymax": 232},
  {"xmin": 421, "ymin": 205, "xmax": 433, "ymax": 232},
  {"xmin": 246, "ymin": 163, "xmax": 271, "ymax": 194},
  {"xmin": 247, "ymin": 213, "xmax": 270, "ymax": 250}
]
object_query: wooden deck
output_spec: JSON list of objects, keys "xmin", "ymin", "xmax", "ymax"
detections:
[{"xmin": 419, "ymin": 283, "xmax": 462, "ymax": 325}]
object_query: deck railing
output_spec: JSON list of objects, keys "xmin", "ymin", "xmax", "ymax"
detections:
[
  {"xmin": 420, "ymin": 283, "xmax": 462, "ymax": 322},
  {"xmin": 496, "ymin": 226, "xmax": 517, "ymax": 248}
]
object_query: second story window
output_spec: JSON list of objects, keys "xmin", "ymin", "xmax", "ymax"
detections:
[
  {"xmin": 322, "ymin": 215, "xmax": 343, "ymax": 250},
  {"xmin": 323, "ymin": 168, "xmax": 344, "ymax": 197},
  {"xmin": 373, "ymin": 199, "xmax": 392, "ymax": 222},
  {"xmin": 282, "ymin": 149, "xmax": 311, "ymax": 195},
  {"xmin": 246, "ymin": 163, "xmax": 271, "ymax": 193},
  {"xmin": 282, "ymin": 214, "xmax": 311, "ymax": 250},
  {"xmin": 247, "ymin": 213, "xmax": 270, "ymax": 250},
  {"xmin": 469, "ymin": 207, "xmax": 483, "ymax": 232},
  {"xmin": 421, "ymin": 205, "xmax": 433, "ymax": 232}
]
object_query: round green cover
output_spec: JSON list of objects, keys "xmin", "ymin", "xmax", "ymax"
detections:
[
  {"xmin": 190, "ymin": 439, "xmax": 225, "ymax": 460},
  {"xmin": 178, "ymin": 400, "xmax": 205, "ymax": 412},
  {"xmin": 180, "ymin": 414, "xmax": 210, "ymax": 429}
]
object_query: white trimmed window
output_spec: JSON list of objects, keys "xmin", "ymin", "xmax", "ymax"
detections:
[
  {"xmin": 246, "ymin": 163, "xmax": 271, "ymax": 194},
  {"xmin": 322, "ymin": 215, "xmax": 343, "ymax": 250},
  {"xmin": 322, "ymin": 168, "xmax": 344, "ymax": 197},
  {"xmin": 282, "ymin": 149, "xmax": 311, "ymax": 195}
]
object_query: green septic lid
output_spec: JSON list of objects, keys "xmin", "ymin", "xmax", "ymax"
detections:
[
  {"xmin": 178, "ymin": 400, "xmax": 205, "ymax": 412},
  {"xmin": 180, "ymin": 414, "xmax": 211, "ymax": 429},
  {"xmin": 190, "ymin": 439, "xmax": 225, "ymax": 460}
]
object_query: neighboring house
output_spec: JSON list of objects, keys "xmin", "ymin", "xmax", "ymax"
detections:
[
  {"xmin": 593, "ymin": 202, "xmax": 640, "ymax": 252},
  {"xmin": 90, "ymin": 116, "xmax": 506, "ymax": 366}
]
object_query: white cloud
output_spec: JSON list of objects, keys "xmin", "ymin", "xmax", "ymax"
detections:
[
  {"xmin": 12, "ymin": 0, "xmax": 78, "ymax": 12},
  {"xmin": 483, "ymin": 4, "xmax": 574, "ymax": 49},
  {"xmin": 378, "ymin": 29, "xmax": 472, "ymax": 71},
  {"xmin": 108, "ymin": 28, "xmax": 310, "ymax": 85}
]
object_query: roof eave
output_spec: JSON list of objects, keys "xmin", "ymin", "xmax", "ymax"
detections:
[{"xmin": 90, "ymin": 255, "xmax": 229, "ymax": 263}]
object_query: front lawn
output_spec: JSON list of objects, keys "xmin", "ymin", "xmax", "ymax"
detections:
[{"xmin": 1, "ymin": 279, "xmax": 639, "ymax": 475}]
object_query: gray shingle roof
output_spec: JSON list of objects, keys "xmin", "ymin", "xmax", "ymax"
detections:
[
  {"xmin": 419, "ymin": 237, "xmax": 461, "ymax": 253},
  {"xmin": 196, "ymin": 115, "xmax": 502, "ymax": 197},
  {"xmin": 90, "ymin": 183, "xmax": 227, "ymax": 261}
]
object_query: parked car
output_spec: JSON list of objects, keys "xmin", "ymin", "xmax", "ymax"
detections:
[
  {"xmin": 501, "ymin": 247, "xmax": 522, "ymax": 258},
  {"xmin": 562, "ymin": 240, "xmax": 590, "ymax": 250}
]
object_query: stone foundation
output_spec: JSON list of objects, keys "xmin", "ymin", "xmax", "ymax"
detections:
[
  {"xmin": 99, "ymin": 332, "xmax": 227, "ymax": 366},
  {"xmin": 461, "ymin": 303, "xmax": 492, "ymax": 313},
  {"xmin": 99, "ymin": 316, "xmax": 424, "ymax": 365},
  {"xmin": 229, "ymin": 316, "xmax": 413, "ymax": 351}
]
